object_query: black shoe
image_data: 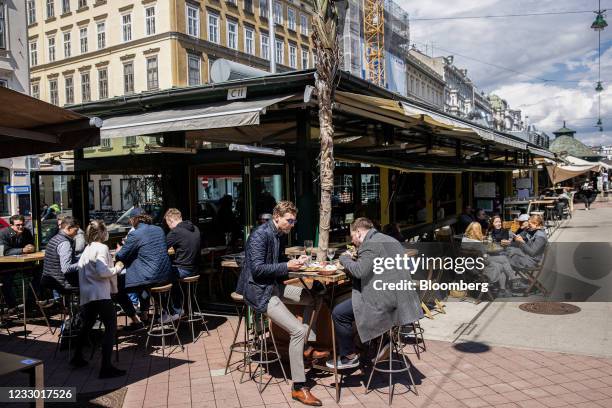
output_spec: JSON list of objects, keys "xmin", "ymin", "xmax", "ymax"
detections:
[
  {"xmin": 99, "ymin": 366, "xmax": 126, "ymax": 379},
  {"xmin": 70, "ymin": 356, "xmax": 89, "ymax": 368}
]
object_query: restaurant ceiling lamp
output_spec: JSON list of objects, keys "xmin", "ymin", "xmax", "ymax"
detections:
[
  {"xmin": 228, "ymin": 143, "xmax": 285, "ymax": 157},
  {"xmin": 144, "ymin": 145, "xmax": 197, "ymax": 154},
  {"xmin": 595, "ymin": 81, "xmax": 604, "ymax": 92}
]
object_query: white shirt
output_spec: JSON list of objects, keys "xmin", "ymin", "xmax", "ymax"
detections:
[{"xmin": 77, "ymin": 242, "xmax": 122, "ymax": 305}]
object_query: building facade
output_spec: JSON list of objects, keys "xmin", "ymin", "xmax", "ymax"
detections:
[
  {"xmin": 406, "ymin": 49, "xmax": 444, "ymax": 108},
  {"xmin": 1, "ymin": 1, "xmax": 31, "ymax": 218},
  {"xmin": 489, "ymin": 94, "xmax": 524, "ymax": 132},
  {"xmin": 27, "ymin": 0, "xmax": 314, "ymax": 107}
]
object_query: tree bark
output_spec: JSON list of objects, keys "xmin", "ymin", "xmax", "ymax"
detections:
[{"xmin": 316, "ymin": 76, "xmax": 334, "ymax": 260}]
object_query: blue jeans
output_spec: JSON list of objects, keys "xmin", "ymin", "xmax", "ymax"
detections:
[
  {"xmin": 171, "ymin": 267, "xmax": 194, "ymax": 315},
  {"xmin": 331, "ymin": 298, "xmax": 355, "ymax": 357}
]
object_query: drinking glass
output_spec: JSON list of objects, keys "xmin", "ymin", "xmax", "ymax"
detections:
[
  {"xmin": 327, "ymin": 248, "xmax": 335, "ymax": 262},
  {"xmin": 304, "ymin": 240, "xmax": 314, "ymax": 263}
]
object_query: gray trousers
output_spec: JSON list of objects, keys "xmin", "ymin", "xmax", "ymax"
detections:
[{"xmin": 265, "ymin": 284, "xmax": 317, "ymax": 383}]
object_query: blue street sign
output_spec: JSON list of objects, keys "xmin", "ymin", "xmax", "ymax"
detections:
[
  {"xmin": 3, "ymin": 185, "xmax": 31, "ymax": 195},
  {"xmin": 13, "ymin": 170, "xmax": 29, "ymax": 177}
]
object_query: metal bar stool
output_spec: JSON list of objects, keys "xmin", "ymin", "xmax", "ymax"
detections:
[
  {"xmin": 246, "ymin": 310, "xmax": 288, "ymax": 394},
  {"xmin": 366, "ymin": 327, "xmax": 418, "ymax": 405},
  {"xmin": 178, "ymin": 275, "xmax": 210, "ymax": 342},
  {"xmin": 397, "ymin": 321, "xmax": 426, "ymax": 360},
  {"xmin": 55, "ymin": 288, "xmax": 80, "ymax": 359},
  {"xmin": 145, "ymin": 283, "xmax": 183, "ymax": 356},
  {"xmin": 224, "ymin": 292, "xmax": 252, "ymax": 377}
]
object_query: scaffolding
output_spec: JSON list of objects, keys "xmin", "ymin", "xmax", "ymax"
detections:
[{"xmin": 363, "ymin": 0, "xmax": 385, "ymax": 86}]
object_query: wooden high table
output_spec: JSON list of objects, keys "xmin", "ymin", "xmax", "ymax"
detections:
[
  {"xmin": 0, "ymin": 351, "xmax": 44, "ymax": 408},
  {"xmin": 0, "ymin": 252, "xmax": 45, "ymax": 341},
  {"xmin": 287, "ymin": 268, "xmax": 348, "ymax": 403}
]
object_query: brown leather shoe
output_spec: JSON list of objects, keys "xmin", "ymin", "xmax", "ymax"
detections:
[
  {"xmin": 291, "ymin": 387, "xmax": 322, "ymax": 406},
  {"xmin": 304, "ymin": 346, "xmax": 330, "ymax": 360}
]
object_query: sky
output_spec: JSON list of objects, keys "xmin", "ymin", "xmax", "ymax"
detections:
[{"xmin": 399, "ymin": 0, "xmax": 612, "ymax": 146}]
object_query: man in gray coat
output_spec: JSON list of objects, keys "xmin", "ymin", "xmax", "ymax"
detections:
[{"xmin": 327, "ymin": 218, "xmax": 423, "ymax": 369}]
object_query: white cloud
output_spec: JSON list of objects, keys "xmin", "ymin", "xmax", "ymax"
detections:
[{"xmin": 397, "ymin": 0, "xmax": 612, "ymax": 144}]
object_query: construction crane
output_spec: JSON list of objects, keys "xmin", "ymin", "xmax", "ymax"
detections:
[{"xmin": 363, "ymin": 0, "xmax": 385, "ymax": 87}]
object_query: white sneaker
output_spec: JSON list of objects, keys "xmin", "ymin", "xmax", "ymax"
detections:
[{"xmin": 159, "ymin": 312, "xmax": 174, "ymax": 324}]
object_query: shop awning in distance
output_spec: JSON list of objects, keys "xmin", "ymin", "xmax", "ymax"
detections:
[
  {"xmin": 0, "ymin": 87, "xmax": 101, "ymax": 159},
  {"xmin": 100, "ymin": 94, "xmax": 298, "ymax": 139}
]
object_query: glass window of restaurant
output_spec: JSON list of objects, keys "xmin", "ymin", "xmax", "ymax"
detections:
[
  {"xmin": 433, "ymin": 173, "xmax": 457, "ymax": 222},
  {"xmin": 388, "ymin": 170, "xmax": 426, "ymax": 226},
  {"xmin": 330, "ymin": 163, "xmax": 380, "ymax": 244}
]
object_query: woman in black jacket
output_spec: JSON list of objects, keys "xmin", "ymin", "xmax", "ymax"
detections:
[{"xmin": 489, "ymin": 215, "xmax": 511, "ymax": 245}]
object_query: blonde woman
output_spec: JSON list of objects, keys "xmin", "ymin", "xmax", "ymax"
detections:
[{"xmin": 70, "ymin": 220, "xmax": 126, "ymax": 379}]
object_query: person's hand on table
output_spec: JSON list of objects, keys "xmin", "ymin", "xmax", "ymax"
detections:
[
  {"xmin": 500, "ymin": 239, "xmax": 511, "ymax": 247},
  {"xmin": 22, "ymin": 244, "xmax": 35, "ymax": 254},
  {"xmin": 287, "ymin": 259, "xmax": 304, "ymax": 271},
  {"xmin": 297, "ymin": 254, "xmax": 309, "ymax": 264}
]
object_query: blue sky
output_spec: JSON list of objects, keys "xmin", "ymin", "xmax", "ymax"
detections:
[{"xmin": 399, "ymin": 0, "xmax": 611, "ymax": 146}]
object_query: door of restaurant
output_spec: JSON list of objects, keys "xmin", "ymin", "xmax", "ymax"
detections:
[{"xmin": 30, "ymin": 171, "xmax": 87, "ymax": 249}]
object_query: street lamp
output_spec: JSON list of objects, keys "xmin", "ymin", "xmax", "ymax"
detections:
[
  {"xmin": 592, "ymin": 10, "xmax": 608, "ymax": 31},
  {"xmin": 595, "ymin": 81, "xmax": 604, "ymax": 92}
]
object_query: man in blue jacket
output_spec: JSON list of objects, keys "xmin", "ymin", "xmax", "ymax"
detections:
[
  {"xmin": 237, "ymin": 201, "xmax": 325, "ymax": 406},
  {"xmin": 115, "ymin": 214, "xmax": 171, "ymax": 327}
]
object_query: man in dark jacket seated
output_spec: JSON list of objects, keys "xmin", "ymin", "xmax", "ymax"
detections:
[
  {"xmin": 115, "ymin": 213, "xmax": 172, "ymax": 328},
  {"xmin": 1, "ymin": 215, "xmax": 36, "ymax": 310},
  {"xmin": 40, "ymin": 216, "xmax": 80, "ymax": 293},
  {"xmin": 329, "ymin": 218, "xmax": 423, "ymax": 369},
  {"xmin": 236, "ymin": 201, "xmax": 326, "ymax": 406},
  {"xmin": 164, "ymin": 208, "xmax": 201, "ymax": 318}
]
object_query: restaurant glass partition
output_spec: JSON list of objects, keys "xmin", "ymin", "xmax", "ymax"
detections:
[
  {"xmin": 389, "ymin": 171, "xmax": 426, "ymax": 227},
  {"xmin": 31, "ymin": 172, "xmax": 85, "ymax": 248},
  {"xmin": 433, "ymin": 173, "xmax": 457, "ymax": 221}
]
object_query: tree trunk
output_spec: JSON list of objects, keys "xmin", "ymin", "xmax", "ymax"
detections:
[{"xmin": 316, "ymin": 76, "xmax": 334, "ymax": 260}]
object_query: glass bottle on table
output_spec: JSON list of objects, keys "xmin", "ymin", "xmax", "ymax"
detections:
[
  {"xmin": 303, "ymin": 240, "xmax": 314, "ymax": 264},
  {"xmin": 327, "ymin": 248, "xmax": 335, "ymax": 263}
]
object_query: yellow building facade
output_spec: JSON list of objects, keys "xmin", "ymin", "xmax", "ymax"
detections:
[{"xmin": 28, "ymin": 0, "xmax": 315, "ymax": 107}]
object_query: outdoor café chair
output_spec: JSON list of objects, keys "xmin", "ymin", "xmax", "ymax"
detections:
[{"xmin": 514, "ymin": 245, "xmax": 551, "ymax": 297}]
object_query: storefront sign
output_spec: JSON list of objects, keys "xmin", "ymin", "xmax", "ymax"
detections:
[{"xmin": 227, "ymin": 87, "xmax": 247, "ymax": 100}]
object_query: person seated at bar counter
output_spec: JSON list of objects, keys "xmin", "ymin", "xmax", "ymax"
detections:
[
  {"xmin": 0, "ymin": 215, "xmax": 36, "ymax": 311},
  {"xmin": 165, "ymin": 208, "xmax": 200, "ymax": 320},
  {"xmin": 115, "ymin": 213, "xmax": 172, "ymax": 328},
  {"xmin": 40, "ymin": 216, "xmax": 81, "ymax": 294},
  {"xmin": 330, "ymin": 217, "xmax": 423, "ymax": 369},
  {"xmin": 236, "ymin": 201, "xmax": 327, "ymax": 407}
]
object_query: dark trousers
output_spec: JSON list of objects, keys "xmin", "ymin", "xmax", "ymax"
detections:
[
  {"xmin": 332, "ymin": 297, "xmax": 355, "ymax": 357},
  {"xmin": 74, "ymin": 299, "xmax": 116, "ymax": 370},
  {"xmin": 171, "ymin": 267, "xmax": 194, "ymax": 315}
]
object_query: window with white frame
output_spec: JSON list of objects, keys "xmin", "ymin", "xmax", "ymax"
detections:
[
  {"xmin": 97, "ymin": 21, "xmax": 105, "ymax": 49},
  {"xmin": 78, "ymin": 0, "xmax": 87, "ymax": 9},
  {"xmin": 123, "ymin": 62, "xmax": 134, "ymax": 94},
  {"xmin": 145, "ymin": 6, "xmax": 156, "ymax": 36},
  {"xmin": 187, "ymin": 5, "xmax": 199, "ymax": 37},
  {"xmin": 31, "ymin": 82, "xmax": 40, "ymax": 99},
  {"xmin": 29, "ymin": 41, "xmax": 38, "ymax": 66},
  {"xmin": 64, "ymin": 75, "xmax": 74, "ymax": 104},
  {"xmin": 288, "ymin": 43, "xmax": 296, "ymax": 68},
  {"xmin": 187, "ymin": 54, "xmax": 200, "ymax": 86},
  {"xmin": 259, "ymin": 0, "xmax": 267, "ymax": 18},
  {"xmin": 287, "ymin": 8, "xmax": 296, "ymax": 31},
  {"xmin": 275, "ymin": 39, "xmax": 283, "ymax": 65},
  {"xmin": 227, "ymin": 20, "xmax": 237, "ymax": 50},
  {"xmin": 227, "ymin": 0, "xmax": 237, "ymax": 6},
  {"xmin": 79, "ymin": 27, "xmax": 87, "ymax": 53},
  {"xmin": 147, "ymin": 56, "xmax": 158, "ymax": 90},
  {"xmin": 100, "ymin": 138, "xmax": 111, "ymax": 148},
  {"xmin": 261, "ymin": 33, "xmax": 269, "ymax": 60},
  {"xmin": 125, "ymin": 136, "xmax": 137, "ymax": 147},
  {"xmin": 301, "ymin": 49, "xmax": 309, "ymax": 69},
  {"xmin": 122, "ymin": 14, "xmax": 132, "ymax": 42},
  {"xmin": 273, "ymin": 2, "xmax": 282, "ymax": 24},
  {"xmin": 81, "ymin": 71, "xmax": 90, "ymax": 102},
  {"xmin": 61, "ymin": 0, "xmax": 70, "ymax": 14},
  {"xmin": 207, "ymin": 12, "xmax": 219, "ymax": 43},
  {"xmin": 244, "ymin": 27, "xmax": 254, "ymax": 55},
  {"xmin": 48, "ymin": 36, "xmax": 56, "ymax": 62},
  {"xmin": 49, "ymin": 79, "xmax": 58, "ymax": 105},
  {"xmin": 300, "ymin": 14, "xmax": 309, "ymax": 36},
  {"xmin": 63, "ymin": 31, "xmax": 71, "ymax": 57},
  {"xmin": 0, "ymin": 4, "xmax": 4, "ymax": 50},
  {"xmin": 27, "ymin": 1, "xmax": 36, "ymax": 25},
  {"xmin": 98, "ymin": 68, "xmax": 108, "ymax": 99},
  {"xmin": 46, "ymin": 0, "xmax": 55, "ymax": 19}
]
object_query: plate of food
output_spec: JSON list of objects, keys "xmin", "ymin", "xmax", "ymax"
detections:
[{"xmin": 318, "ymin": 264, "xmax": 339, "ymax": 275}]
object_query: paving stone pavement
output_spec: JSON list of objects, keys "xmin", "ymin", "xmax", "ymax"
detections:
[{"xmin": 1, "ymin": 313, "xmax": 612, "ymax": 408}]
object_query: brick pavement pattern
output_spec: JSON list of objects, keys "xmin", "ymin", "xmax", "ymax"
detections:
[{"xmin": 1, "ymin": 315, "xmax": 612, "ymax": 408}]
